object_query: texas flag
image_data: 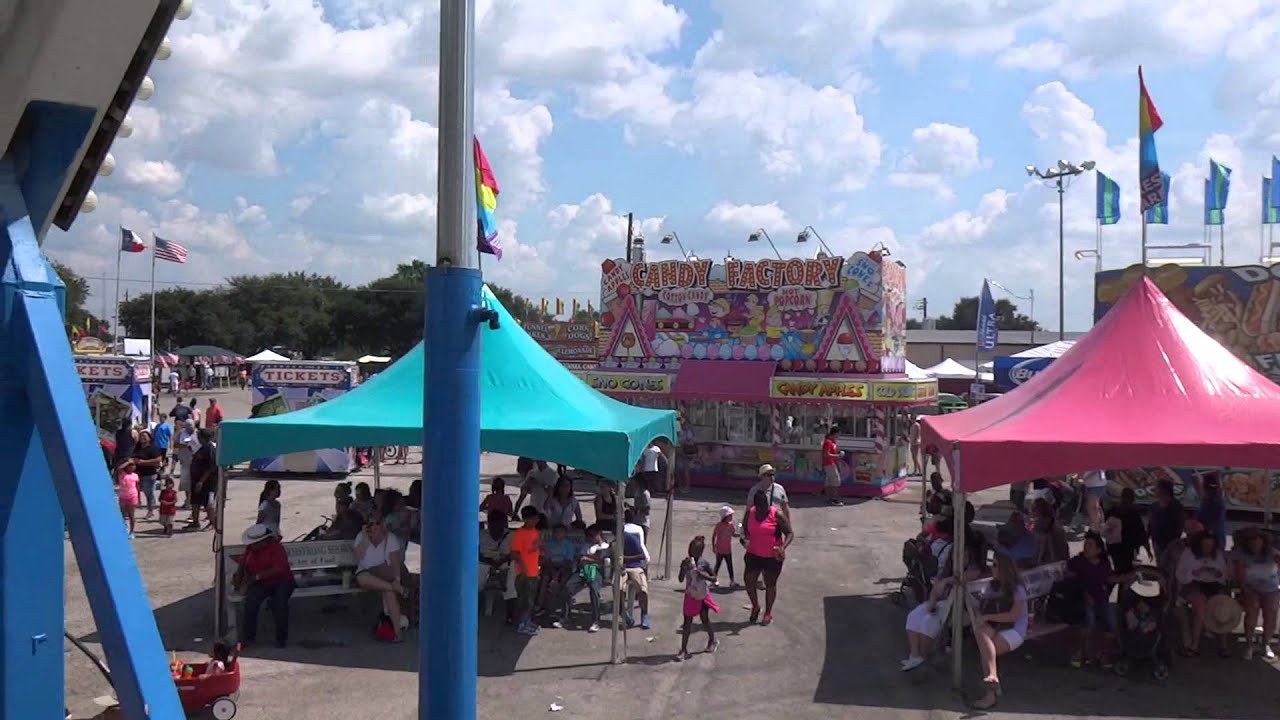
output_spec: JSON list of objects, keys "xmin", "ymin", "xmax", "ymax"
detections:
[{"xmin": 120, "ymin": 227, "xmax": 146, "ymax": 253}]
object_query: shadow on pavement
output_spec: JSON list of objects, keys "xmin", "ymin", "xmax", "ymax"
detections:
[{"xmin": 816, "ymin": 593, "xmax": 1280, "ymax": 718}]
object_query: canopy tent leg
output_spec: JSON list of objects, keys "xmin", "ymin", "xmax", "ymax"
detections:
[
  {"xmin": 662, "ymin": 445, "xmax": 676, "ymax": 580},
  {"xmin": 949, "ymin": 448, "xmax": 966, "ymax": 689},
  {"xmin": 373, "ymin": 454, "xmax": 382, "ymax": 491},
  {"xmin": 611, "ymin": 498, "xmax": 625, "ymax": 664},
  {"xmin": 213, "ymin": 462, "xmax": 228, "ymax": 639}
]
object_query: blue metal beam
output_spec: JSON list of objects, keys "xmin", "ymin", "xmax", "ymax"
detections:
[{"xmin": 1, "ymin": 156, "xmax": 182, "ymax": 717}]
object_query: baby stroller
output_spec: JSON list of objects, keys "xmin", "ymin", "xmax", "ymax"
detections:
[
  {"xmin": 898, "ymin": 535, "xmax": 949, "ymax": 608},
  {"xmin": 1114, "ymin": 565, "xmax": 1173, "ymax": 681}
]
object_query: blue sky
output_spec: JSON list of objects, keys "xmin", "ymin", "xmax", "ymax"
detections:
[{"xmin": 46, "ymin": 0, "xmax": 1280, "ymax": 333}]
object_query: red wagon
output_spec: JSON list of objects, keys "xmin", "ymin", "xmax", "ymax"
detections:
[{"xmin": 174, "ymin": 661, "xmax": 240, "ymax": 719}]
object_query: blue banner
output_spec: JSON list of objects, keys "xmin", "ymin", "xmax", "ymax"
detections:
[
  {"xmin": 993, "ymin": 356, "xmax": 1054, "ymax": 389},
  {"xmin": 976, "ymin": 279, "xmax": 998, "ymax": 351}
]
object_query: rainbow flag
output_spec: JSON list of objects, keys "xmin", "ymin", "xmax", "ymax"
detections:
[
  {"xmin": 1138, "ymin": 66, "xmax": 1165, "ymax": 213},
  {"xmin": 474, "ymin": 136, "xmax": 501, "ymax": 259}
]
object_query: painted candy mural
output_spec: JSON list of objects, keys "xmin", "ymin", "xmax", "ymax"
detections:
[
  {"xmin": 1095, "ymin": 263, "xmax": 1280, "ymax": 513},
  {"xmin": 598, "ymin": 252, "xmax": 907, "ymax": 373}
]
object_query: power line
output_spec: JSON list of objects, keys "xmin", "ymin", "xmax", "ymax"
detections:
[{"xmin": 79, "ymin": 275, "xmax": 604, "ymax": 297}]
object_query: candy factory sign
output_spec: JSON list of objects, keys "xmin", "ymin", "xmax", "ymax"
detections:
[
  {"xmin": 604, "ymin": 256, "xmax": 846, "ymax": 293},
  {"xmin": 580, "ymin": 371, "xmax": 670, "ymax": 394}
]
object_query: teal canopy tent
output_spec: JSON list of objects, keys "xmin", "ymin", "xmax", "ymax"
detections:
[{"xmin": 218, "ymin": 287, "xmax": 676, "ymax": 481}]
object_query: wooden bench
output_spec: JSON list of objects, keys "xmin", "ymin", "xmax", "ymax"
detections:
[
  {"xmin": 965, "ymin": 561, "xmax": 1069, "ymax": 641},
  {"xmin": 223, "ymin": 539, "xmax": 371, "ymax": 637}
]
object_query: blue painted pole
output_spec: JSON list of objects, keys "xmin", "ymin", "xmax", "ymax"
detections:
[{"xmin": 422, "ymin": 1, "xmax": 480, "ymax": 718}]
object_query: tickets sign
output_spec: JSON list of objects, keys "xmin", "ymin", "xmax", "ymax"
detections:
[
  {"xmin": 580, "ymin": 371, "xmax": 670, "ymax": 394},
  {"xmin": 75, "ymin": 358, "xmax": 132, "ymax": 381},
  {"xmin": 255, "ymin": 363, "xmax": 353, "ymax": 388}
]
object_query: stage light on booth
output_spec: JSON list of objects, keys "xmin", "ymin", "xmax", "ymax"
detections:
[
  {"xmin": 661, "ymin": 231, "xmax": 691, "ymax": 260},
  {"xmin": 797, "ymin": 225, "xmax": 835, "ymax": 255},
  {"xmin": 98, "ymin": 153, "xmax": 115, "ymax": 177},
  {"xmin": 747, "ymin": 228, "xmax": 782, "ymax": 259},
  {"xmin": 1025, "ymin": 164, "xmax": 1037, "ymax": 176},
  {"xmin": 137, "ymin": 76, "xmax": 155, "ymax": 100},
  {"xmin": 156, "ymin": 39, "xmax": 172, "ymax": 61},
  {"xmin": 177, "ymin": 0, "xmax": 195, "ymax": 20},
  {"xmin": 81, "ymin": 191, "xmax": 98, "ymax": 214}
]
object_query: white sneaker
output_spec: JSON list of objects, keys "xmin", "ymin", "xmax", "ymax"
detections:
[
  {"xmin": 901, "ymin": 656, "xmax": 924, "ymax": 671},
  {"xmin": 1264, "ymin": 645, "xmax": 1277, "ymax": 661},
  {"xmin": 587, "ymin": 623, "xmax": 600, "ymax": 633}
]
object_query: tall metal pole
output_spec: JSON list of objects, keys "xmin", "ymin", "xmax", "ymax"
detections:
[
  {"xmin": 113, "ymin": 238, "xmax": 122, "ymax": 349},
  {"xmin": 423, "ymin": 1, "xmax": 481, "ymax": 718},
  {"xmin": 149, "ymin": 240, "xmax": 157, "ymax": 368},
  {"xmin": 1057, "ymin": 177, "xmax": 1065, "ymax": 341},
  {"xmin": 625, "ymin": 212, "xmax": 634, "ymax": 262},
  {"xmin": 1141, "ymin": 216, "xmax": 1149, "ymax": 267},
  {"xmin": 1219, "ymin": 225, "xmax": 1225, "ymax": 266}
]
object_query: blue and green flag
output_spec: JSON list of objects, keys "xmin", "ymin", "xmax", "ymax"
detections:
[
  {"xmin": 1144, "ymin": 172, "xmax": 1170, "ymax": 225},
  {"xmin": 1096, "ymin": 172, "xmax": 1120, "ymax": 225}
]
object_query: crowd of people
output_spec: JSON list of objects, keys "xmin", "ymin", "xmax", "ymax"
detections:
[
  {"xmin": 900, "ymin": 468, "xmax": 1280, "ymax": 710},
  {"xmin": 107, "ymin": 395, "xmax": 223, "ymax": 539}
]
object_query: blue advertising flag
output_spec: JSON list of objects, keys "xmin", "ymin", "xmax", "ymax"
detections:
[
  {"xmin": 1208, "ymin": 159, "xmax": 1231, "ymax": 210},
  {"xmin": 1204, "ymin": 179, "xmax": 1223, "ymax": 226},
  {"xmin": 1144, "ymin": 172, "xmax": 1170, "ymax": 224},
  {"xmin": 1096, "ymin": 172, "xmax": 1121, "ymax": 225},
  {"xmin": 976, "ymin": 279, "xmax": 998, "ymax": 352}
]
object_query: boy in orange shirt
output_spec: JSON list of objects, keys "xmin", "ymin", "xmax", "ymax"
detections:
[
  {"xmin": 511, "ymin": 506, "xmax": 542, "ymax": 635},
  {"xmin": 158, "ymin": 478, "xmax": 179, "ymax": 537}
]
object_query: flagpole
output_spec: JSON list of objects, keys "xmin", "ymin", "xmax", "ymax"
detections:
[
  {"xmin": 149, "ymin": 238, "xmax": 157, "ymax": 371},
  {"xmin": 114, "ymin": 230, "xmax": 123, "ymax": 350},
  {"xmin": 1141, "ymin": 216, "xmax": 1148, "ymax": 267},
  {"xmin": 1219, "ymin": 225, "xmax": 1225, "ymax": 266}
]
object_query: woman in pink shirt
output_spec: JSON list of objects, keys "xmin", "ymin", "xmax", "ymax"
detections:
[
  {"xmin": 115, "ymin": 459, "xmax": 140, "ymax": 539},
  {"xmin": 743, "ymin": 491, "xmax": 794, "ymax": 626}
]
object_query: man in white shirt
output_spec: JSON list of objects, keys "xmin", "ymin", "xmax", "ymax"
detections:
[
  {"xmin": 513, "ymin": 460, "xmax": 558, "ymax": 518},
  {"xmin": 744, "ymin": 464, "xmax": 791, "ymax": 527},
  {"xmin": 353, "ymin": 513, "xmax": 407, "ymax": 640}
]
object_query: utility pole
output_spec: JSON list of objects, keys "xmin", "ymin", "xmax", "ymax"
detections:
[{"xmin": 915, "ymin": 297, "xmax": 928, "ymax": 322}]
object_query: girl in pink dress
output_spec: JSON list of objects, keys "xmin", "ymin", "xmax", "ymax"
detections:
[
  {"xmin": 676, "ymin": 536, "xmax": 720, "ymax": 660},
  {"xmin": 115, "ymin": 459, "xmax": 140, "ymax": 539}
]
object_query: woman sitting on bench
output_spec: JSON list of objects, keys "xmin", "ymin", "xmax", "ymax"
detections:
[
  {"xmin": 902, "ymin": 532, "xmax": 989, "ymax": 671},
  {"xmin": 969, "ymin": 552, "xmax": 1027, "ymax": 711},
  {"xmin": 354, "ymin": 512, "xmax": 407, "ymax": 642}
]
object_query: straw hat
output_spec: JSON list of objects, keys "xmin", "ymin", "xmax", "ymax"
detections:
[
  {"xmin": 758, "ymin": 464, "xmax": 776, "ymax": 476},
  {"xmin": 1205, "ymin": 595, "xmax": 1243, "ymax": 635},
  {"xmin": 240, "ymin": 523, "xmax": 277, "ymax": 545}
]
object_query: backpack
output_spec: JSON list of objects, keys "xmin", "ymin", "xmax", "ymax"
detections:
[{"xmin": 373, "ymin": 613, "xmax": 397, "ymax": 642}]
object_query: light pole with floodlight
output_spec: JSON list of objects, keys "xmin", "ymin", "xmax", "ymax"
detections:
[
  {"xmin": 796, "ymin": 225, "xmax": 835, "ymax": 255},
  {"xmin": 661, "ymin": 231, "xmax": 692, "ymax": 259},
  {"xmin": 748, "ymin": 228, "xmax": 783, "ymax": 259},
  {"xmin": 1026, "ymin": 159, "xmax": 1095, "ymax": 341}
]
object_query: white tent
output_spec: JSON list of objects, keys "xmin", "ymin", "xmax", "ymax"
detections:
[
  {"xmin": 923, "ymin": 358, "xmax": 978, "ymax": 379},
  {"xmin": 978, "ymin": 340, "xmax": 1076, "ymax": 371},
  {"xmin": 905, "ymin": 360, "xmax": 930, "ymax": 380},
  {"xmin": 245, "ymin": 349, "xmax": 290, "ymax": 363}
]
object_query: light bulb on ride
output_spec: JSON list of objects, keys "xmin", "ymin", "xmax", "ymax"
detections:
[
  {"xmin": 137, "ymin": 76, "xmax": 155, "ymax": 101},
  {"xmin": 118, "ymin": 117, "xmax": 134, "ymax": 138},
  {"xmin": 176, "ymin": 0, "xmax": 194, "ymax": 20},
  {"xmin": 156, "ymin": 39, "xmax": 172, "ymax": 61},
  {"xmin": 81, "ymin": 191, "xmax": 98, "ymax": 214},
  {"xmin": 98, "ymin": 153, "xmax": 115, "ymax": 177}
]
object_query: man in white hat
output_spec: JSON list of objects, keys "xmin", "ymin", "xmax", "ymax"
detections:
[
  {"xmin": 234, "ymin": 524, "xmax": 295, "ymax": 648},
  {"xmin": 743, "ymin": 464, "xmax": 790, "ymax": 537}
]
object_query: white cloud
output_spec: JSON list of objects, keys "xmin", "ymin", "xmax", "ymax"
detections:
[
  {"xmin": 120, "ymin": 160, "xmax": 184, "ymax": 196},
  {"xmin": 234, "ymin": 197, "xmax": 267, "ymax": 225},
  {"xmin": 887, "ymin": 123, "xmax": 987, "ymax": 198},
  {"xmin": 704, "ymin": 201, "xmax": 791, "ymax": 234}
]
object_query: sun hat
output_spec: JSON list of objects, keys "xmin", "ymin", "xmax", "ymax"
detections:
[
  {"xmin": 1130, "ymin": 578, "xmax": 1162, "ymax": 598},
  {"xmin": 758, "ymin": 464, "xmax": 776, "ymax": 476},
  {"xmin": 720, "ymin": 505, "xmax": 734, "ymax": 519},
  {"xmin": 1204, "ymin": 594, "xmax": 1243, "ymax": 635},
  {"xmin": 240, "ymin": 523, "xmax": 277, "ymax": 545}
]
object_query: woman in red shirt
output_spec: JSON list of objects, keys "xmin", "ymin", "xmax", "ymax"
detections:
[{"xmin": 235, "ymin": 524, "xmax": 295, "ymax": 648}]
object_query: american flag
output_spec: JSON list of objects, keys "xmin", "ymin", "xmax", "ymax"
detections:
[{"xmin": 154, "ymin": 236, "xmax": 188, "ymax": 264}]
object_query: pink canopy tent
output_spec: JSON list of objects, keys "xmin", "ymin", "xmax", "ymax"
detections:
[{"xmin": 920, "ymin": 276, "xmax": 1280, "ymax": 493}]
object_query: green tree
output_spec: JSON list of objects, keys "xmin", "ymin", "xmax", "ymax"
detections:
[
  {"xmin": 935, "ymin": 296, "xmax": 1039, "ymax": 331},
  {"xmin": 50, "ymin": 260, "xmax": 111, "ymax": 340}
]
